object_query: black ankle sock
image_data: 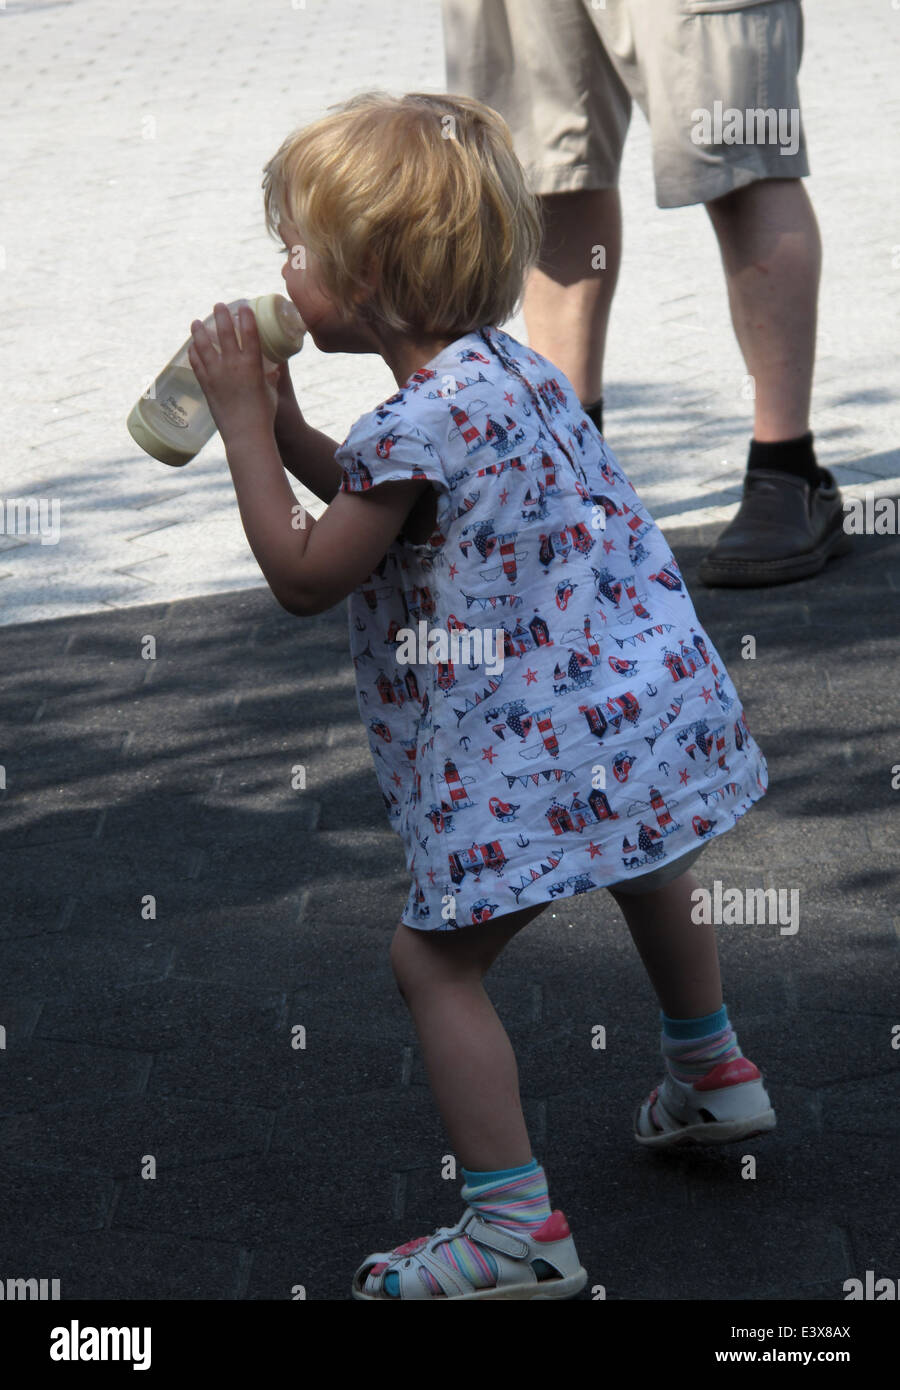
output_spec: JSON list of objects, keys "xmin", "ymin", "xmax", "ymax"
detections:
[
  {"xmin": 584, "ymin": 397, "xmax": 604, "ymax": 435},
  {"xmin": 747, "ymin": 431, "xmax": 823, "ymax": 487}
]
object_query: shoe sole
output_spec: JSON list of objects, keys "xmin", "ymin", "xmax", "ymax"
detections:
[
  {"xmin": 351, "ymin": 1267, "xmax": 589, "ymax": 1300},
  {"xmin": 698, "ymin": 525, "xmax": 852, "ymax": 589},
  {"xmin": 634, "ymin": 1106, "xmax": 777, "ymax": 1147}
]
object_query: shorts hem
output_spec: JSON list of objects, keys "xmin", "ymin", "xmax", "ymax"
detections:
[
  {"xmin": 526, "ymin": 163, "xmax": 620, "ymax": 196},
  {"xmin": 655, "ymin": 157, "xmax": 810, "ymax": 208}
]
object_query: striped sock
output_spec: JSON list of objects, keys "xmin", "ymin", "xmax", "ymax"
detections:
[
  {"xmin": 383, "ymin": 1158, "xmax": 552, "ymax": 1297},
  {"xmin": 660, "ymin": 1004, "xmax": 743, "ymax": 1082}
]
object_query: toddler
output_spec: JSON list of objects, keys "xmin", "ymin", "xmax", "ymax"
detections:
[{"xmin": 187, "ymin": 91, "xmax": 776, "ymax": 1301}]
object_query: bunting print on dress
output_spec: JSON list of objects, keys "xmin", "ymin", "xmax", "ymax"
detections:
[{"xmin": 336, "ymin": 326, "xmax": 768, "ymax": 930}]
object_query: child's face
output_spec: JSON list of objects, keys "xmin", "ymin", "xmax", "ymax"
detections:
[{"xmin": 278, "ymin": 221, "xmax": 379, "ymax": 355}]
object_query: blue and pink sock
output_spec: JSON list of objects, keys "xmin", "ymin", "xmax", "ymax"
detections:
[
  {"xmin": 382, "ymin": 1157, "xmax": 552, "ymax": 1297},
  {"xmin": 660, "ymin": 1003, "xmax": 743, "ymax": 1081},
  {"xmin": 378, "ymin": 1008, "xmax": 741, "ymax": 1295}
]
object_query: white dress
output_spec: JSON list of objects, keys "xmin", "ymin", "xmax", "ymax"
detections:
[{"xmin": 335, "ymin": 325, "xmax": 768, "ymax": 930}]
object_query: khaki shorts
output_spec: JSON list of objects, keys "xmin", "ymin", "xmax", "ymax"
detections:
[
  {"xmin": 606, "ymin": 843, "xmax": 705, "ymax": 895},
  {"xmin": 441, "ymin": 0, "xmax": 809, "ymax": 207}
]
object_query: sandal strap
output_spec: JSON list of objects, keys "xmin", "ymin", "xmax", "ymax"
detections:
[
  {"xmin": 464, "ymin": 1213, "xmax": 530, "ymax": 1259},
  {"xmin": 395, "ymin": 1246, "xmax": 474, "ymax": 1299},
  {"xmin": 381, "ymin": 1210, "xmax": 532, "ymax": 1298}
]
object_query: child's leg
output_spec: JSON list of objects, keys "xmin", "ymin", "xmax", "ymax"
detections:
[
  {"xmin": 608, "ymin": 868, "xmax": 723, "ymax": 1019},
  {"xmin": 389, "ymin": 902, "xmax": 546, "ymax": 1172},
  {"xmin": 608, "ymin": 865, "xmax": 775, "ymax": 1145},
  {"xmin": 369, "ymin": 904, "xmax": 564, "ymax": 1296}
]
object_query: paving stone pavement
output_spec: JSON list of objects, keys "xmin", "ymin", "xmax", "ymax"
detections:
[
  {"xmin": 1, "ymin": 0, "xmax": 898, "ymax": 625},
  {"xmin": 1, "ymin": 0, "xmax": 898, "ymax": 1306},
  {"xmin": 1, "ymin": 519, "xmax": 898, "ymax": 1301}
]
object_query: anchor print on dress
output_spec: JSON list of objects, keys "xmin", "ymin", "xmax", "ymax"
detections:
[{"xmin": 336, "ymin": 326, "xmax": 769, "ymax": 929}]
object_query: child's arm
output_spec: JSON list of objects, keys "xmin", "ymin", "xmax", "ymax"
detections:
[
  {"xmin": 188, "ymin": 302, "xmax": 428, "ymax": 614},
  {"xmin": 226, "ymin": 426, "xmax": 429, "ymax": 616},
  {"xmin": 271, "ymin": 362, "xmax": 343, "ymax": 504}
]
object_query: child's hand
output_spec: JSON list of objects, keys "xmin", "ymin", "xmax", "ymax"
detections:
[
  {"xmin": 188, "ymin": 303, "xmax": 277, "ymax": 445},
  {"xmin": 269, "ymin": 358, "xmax": 301, "ymax": 422}
]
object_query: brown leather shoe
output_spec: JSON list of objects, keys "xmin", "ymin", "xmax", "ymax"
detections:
[{"xmin": 698, "ymin": 467, "xmax": 853, "ymax": 588}]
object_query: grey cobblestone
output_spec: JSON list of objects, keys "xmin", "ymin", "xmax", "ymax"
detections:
[
  {"xmin": 1, "ymin": 0, "xmax": 898, "ymax": 625},
  {"xmin": 1, "ymin": 522, "xmax": 898, "ymax": 1298}
]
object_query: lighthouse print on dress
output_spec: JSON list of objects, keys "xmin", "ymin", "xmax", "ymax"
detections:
[{"xmin": 336, "ymin": 326, "xmax": 768, "ymax": 930}]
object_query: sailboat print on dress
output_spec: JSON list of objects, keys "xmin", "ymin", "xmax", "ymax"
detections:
[{"xmin": 335, "ymin": 325, "xmax": 768, "ymax": 929}]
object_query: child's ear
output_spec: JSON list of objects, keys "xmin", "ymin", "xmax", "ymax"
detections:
[{"xmin": 356, "ymin": 251, "xmax": 381, "ymax": 300}]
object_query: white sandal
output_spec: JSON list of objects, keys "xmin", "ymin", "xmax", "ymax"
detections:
[
  {"xmin": 351, "ymin": 1207, "xmax": 588, "ymax": 1300},
  {"xmin": 635, "ymin": 1057, "xmax": 777, "ymax": 1146}
]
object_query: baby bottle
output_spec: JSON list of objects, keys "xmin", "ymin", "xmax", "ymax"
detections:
[{"xmin": 127, "ymin": 293, "xmax": 307, "ymax": 467}]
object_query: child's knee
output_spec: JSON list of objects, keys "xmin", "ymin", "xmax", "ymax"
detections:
[
  {"xmin": 390, "ymin": 921, "xmax": 434, "ymax": 1000},
  {"xmin": 389, "ymin": 920, "xmax": 480, "ymax": 999}
]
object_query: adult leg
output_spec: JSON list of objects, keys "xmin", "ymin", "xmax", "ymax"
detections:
[
  {"xmin": 441, "ymin": 0, "xmax": 630, "ymax": 418},
  {"xmin": 389, "ymin": 901, "xmax": 546, "ymax": 1172},
  {"xmin": 705, "ymin": 177, "xmax": 820, "ymax": 444},
  {"xmin": 522, "ymin": 187, "xmax": 623, "ymax": 408},
  {"xmin": 698, "ymin": 177, "xmax": 847, "ymax": 588}
]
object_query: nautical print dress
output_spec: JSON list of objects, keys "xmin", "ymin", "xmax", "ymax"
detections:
[{"xmin": 335, "ymin": 325, "xmax": 768, "ymax": 931}]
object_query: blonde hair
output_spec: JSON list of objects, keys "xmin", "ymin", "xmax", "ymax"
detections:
[{"xmin": 261, "ymin": 91, "xmax": 543, "ymax": 338}]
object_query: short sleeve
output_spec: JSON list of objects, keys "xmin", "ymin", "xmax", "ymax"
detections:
[{"xmin": 335, "ymin": 410, "xmax": 448, "ymax": 499}]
